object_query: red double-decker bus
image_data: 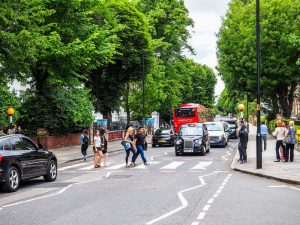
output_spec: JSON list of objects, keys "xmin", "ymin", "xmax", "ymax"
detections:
[{"xmin": 173, "ymin": 103, "xmax": 213, "ymax": 133}]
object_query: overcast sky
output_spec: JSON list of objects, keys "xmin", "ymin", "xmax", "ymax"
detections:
[{"xmin": 184, "ymin": 0, "xmax": 231, "ymax": 98}]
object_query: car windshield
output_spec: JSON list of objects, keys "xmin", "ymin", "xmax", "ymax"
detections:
[
  {"xmin": 205, "ymin": 123, "xmax": 224, "ymax": 131},
  {"xmin": 179, "ymin": 127, "xmax": 203, "ymax": 136},
  {"xmin": 155, "ymin": 129, "xmax": 170, "ymax": 135}
]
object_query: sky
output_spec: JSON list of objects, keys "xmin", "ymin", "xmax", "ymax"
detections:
[{"xmin": 184, "ymin": 0, "xmax": 231, "ymax": 98}]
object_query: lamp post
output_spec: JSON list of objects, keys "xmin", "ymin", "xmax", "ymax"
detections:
[
  {"xmin": 256, "ymin": 0, "xmax": 262, "ymax": 169},
  {"xmin": 238, "ymin": 104, "xmax": 245, "ymax": 119},
  {"xmin": 6, "ymin": 107, "xmax": 15, "ymax": 125},
  {"xmin": 142, "ymin": 52, "xmax": 160, "ymax": 126}
]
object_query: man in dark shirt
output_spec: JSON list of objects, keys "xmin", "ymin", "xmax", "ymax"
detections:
[{"xmin": 132, "ymin": 127, "xmax": 150, "ymax": 166}]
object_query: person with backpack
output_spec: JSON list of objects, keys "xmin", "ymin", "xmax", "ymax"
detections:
[
  {"xmin": 81, "ymin": 129, "xmax": 89, "ymax": 161},
  {"xmin": 283, "ymin": 121, "xmax": 297, "ymax": 162},
  {"xmin": 123, "ymin": 126, "xmax": 136, "ymax": 167}
]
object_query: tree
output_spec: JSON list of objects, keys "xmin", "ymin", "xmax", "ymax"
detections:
[
  {"xmin": 217, "ymin": 0, "xmax": 300, "ymax": 117},
  {"xmin": 89, "ymin": 0, "xmax": 152, "ymax": 123}
]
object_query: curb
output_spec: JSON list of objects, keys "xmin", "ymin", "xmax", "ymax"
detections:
[{"xmin": 231, "ymin": 148, "xmax": 300, "ymax": 185}]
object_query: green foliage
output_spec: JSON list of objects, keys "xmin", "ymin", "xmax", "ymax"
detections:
[
  {"xmin": 18, "ymin": 85, "xmax": 94, "ymax": 136},
  {"xmin": 267, "ymin": 117, "xmax": 291, "ymax": 133},
  {"xmin": 217, "ymin": 0, "xmax": 300, "ymax": 117}
]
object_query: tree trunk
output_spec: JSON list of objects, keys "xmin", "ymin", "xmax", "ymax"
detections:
[
  {"xmin": 125, "ymin": 82, "xmax": 131, "ymax": 125},
  {"xmin": 275, "ymin": 83, "xmax": 296, "ymax": 118}
]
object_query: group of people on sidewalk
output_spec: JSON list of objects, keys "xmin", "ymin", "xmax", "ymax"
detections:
[
  {"xmin": 272, "ymin": 115, "xmax": 297, "ymax": 162},
  {"xmin": 79, "ymin": 125, "xmax": 150, "ymax": 168}
]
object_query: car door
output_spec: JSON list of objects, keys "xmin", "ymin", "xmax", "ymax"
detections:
[
  {"xmin": 203, "ymin": 127, "xmax": 210, "ymax": 149},
  {"xmin": 9, "ymin": 136, "xmax": 33, "ymax": 178},
  {"xmin": 21, "ymin": 137, "xmax": 48, "ymax": 176}
]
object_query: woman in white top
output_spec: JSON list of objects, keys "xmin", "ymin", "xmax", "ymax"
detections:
[
  {"xmin": 93, "ymin": 130, "xmax": 103, "ymax": 168},
  {"xmin": 272, "ymin": 120, "xmax": 287, "ymax": 162}
]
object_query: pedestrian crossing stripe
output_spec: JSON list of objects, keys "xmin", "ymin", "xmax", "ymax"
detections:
[{"xmin": 59, "ymin": 161, "xmax": 213, "ymax": 172}]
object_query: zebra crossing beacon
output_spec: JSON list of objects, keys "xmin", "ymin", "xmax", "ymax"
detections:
[{"xmin": 173, "ymin": 103, "xmax": 213, "ymax": 133}]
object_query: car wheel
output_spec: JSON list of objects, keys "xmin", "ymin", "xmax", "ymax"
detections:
[
  {"xmin": 2, "ymin": 166, "xmax": 20, "ymax": 192},
  {"xmin": 200, "ymin": 146, "xmax": 205, "ymax": 156},
  {"xmin": 44, "ymin": 160, "xmax": 57, "ymax": 182}
]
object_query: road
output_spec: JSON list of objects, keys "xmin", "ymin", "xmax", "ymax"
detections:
[{"xmin": 0, "ymin": 139, "xmax": 299, "ymax": 225}]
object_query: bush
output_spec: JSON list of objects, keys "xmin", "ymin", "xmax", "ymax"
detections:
[
  {"xmin": 294, "ymin": 120, "xmax": 300, "ymax": 126},
  {"xmin": 18, "ymin": 87, "xmax": 94, "ymax": 136}
]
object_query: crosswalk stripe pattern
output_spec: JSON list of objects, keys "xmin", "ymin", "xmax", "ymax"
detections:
[{"xmin": 59, "ymin": 161, "xmax": 213, "ymax": 172}]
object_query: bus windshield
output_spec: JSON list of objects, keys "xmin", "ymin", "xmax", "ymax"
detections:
[{"xmin": 174, "ymin": 108, "xmax": 195, "ymax": 118}]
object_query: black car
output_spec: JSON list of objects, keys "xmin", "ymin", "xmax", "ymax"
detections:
[
  {"xmin": 152, "ymin": 128, "xmax": 175, "ymax": 147},
  {"xmin": 175, "ymin": 123, "xmax": 210, "ymax": 156},
  {"xmin": 0, "ymin": 134, "xmax": 57, "ymax": 192},
  {"xmin": 220, "ymin": 119, "xmax": 238, "ymax": 139}
]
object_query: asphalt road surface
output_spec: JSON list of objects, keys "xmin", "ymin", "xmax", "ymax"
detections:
[{"xmin": 1, "ymin": 138, "xmax": 299, "ymax": 225}]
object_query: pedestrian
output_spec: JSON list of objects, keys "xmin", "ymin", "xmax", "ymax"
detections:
[
  {"xmin": 283, "ymin": 121, "xmax": 297, "ymax": 162},
  {"xmin": 123, "ymin": 126, "xmax": 136, "ymax": 167},
  {"xmin": 93, "ymin": 130, "xmax": 103, "ymax": 168},
  {"xmin": 81, "ymin": 129, "xmax": 89, "ymax": 161},
  {"xmin": 272, "ymin": 120, "xmax": 287, "ymax": 162},
  {"xmin": 131, "ymin": 127, "xmax": 150, "ymax": 166},
  {"xmin": 238, "ymin": 123, "xmax": 248, "ymax": 164},
  {"xmin": 0, "ymin": 127, "xmax": 6, "ymax": 136},
  {"xmin": 100, "ymin": 128, "xmax": 108, "ymax": 166},
  {"xmin": 260, "ymin": 121, "xmax": 268, "ymax": 151}
]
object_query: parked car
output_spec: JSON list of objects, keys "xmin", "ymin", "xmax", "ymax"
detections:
[
  {"xmin": 204, "ymin": 122, "xmax": 230, "ymax": 147},
  {"xmin": 152, "ymin": 128, "xmax": 175, "ymax": 147},
  {"xmin": 0, "ymin": 134, "xmax": 57, "ymax": 192},
  {"xmin": 220, "ymin": 118, "xmax": 238, "ymax": 139},
  {"xmin": 175, "ymin": 123, "xmax": 210, "ymax": 156}
]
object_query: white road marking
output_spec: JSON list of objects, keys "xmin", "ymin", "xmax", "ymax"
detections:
[
  {"xmin": 221, "ymin": 150, "xmax": 231, "ymax": 161},
  {"xmin": 202, "ymin": 205, "xmax": 210, "ymax": 211},
  {"xmin": 216, "ymin": 189, "xmax": 222, "ymax": 194},
  {"xmin": 197, "ymin": 212, "xmax": 206, "ymax": 220},
  {"xmin": 79, "ymin": 164, "xmax": 96, "ymax": 170},
  {"xmin": 219, "ymin": 185, "xmax": 224, "ymax": 190},
  {"xmin": 191, "ymin": 222, "xmax": 200, "ymax": 225},
  {"xmin": 207, "ymin": 198, "xmax": 214, "ymax": 204},
  {"xmin": 191, "ymin": 161, "xmax": 212, "ymax": 170},
  {"xmin": 0, "ymin": 172, "xmax": 112, "ymax": 209},
  {"xmin": 213, "ymin": 194, "xmax": 219, "ymax": 198},
  {"xmin": 145, "ymin": 171, "xmax": 227, "ymax": 225},
  {"xmin": 105, "ymin": 163, "xmax": 126, "ymax": 170},
  {"xmin": 133, "ymin": 161, "xmax": 161, "ymax": 169},
  {"xmin": 58, "ymin": 163, "xmax": 86, "ymax": 171},
  {"xmin": 160, "ymin": 161, "xmax": 184, "ymax": 170},
  {"xmin": 268, "ymin": 185, "xmax": 300, "ymax": 191}
]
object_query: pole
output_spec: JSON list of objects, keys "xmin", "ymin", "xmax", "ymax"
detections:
[
  {"xmin": 142, "ymin": 54, "xmax": 145, "ymax": 126},
  {"xmin": 246, "ymin": 94, "xmax": 249, "ymax": 132},
  {"xmin": 256, "ymin": 0, "xmax": 262, "ymax": 169}
]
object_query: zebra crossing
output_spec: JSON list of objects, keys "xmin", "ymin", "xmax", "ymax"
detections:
[{"xmin": 58, "ymin": 160, "xmax": 213, "ymax": 172}]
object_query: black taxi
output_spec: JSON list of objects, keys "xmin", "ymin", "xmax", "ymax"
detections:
[{"xmin": 175, "ymin": 123, "xmax": 210, "ymax": 156}]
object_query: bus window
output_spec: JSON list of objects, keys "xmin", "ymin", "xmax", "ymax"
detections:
[{"xmin": 175, "ymin": 108, "xmax": 195, "ymax": 118}]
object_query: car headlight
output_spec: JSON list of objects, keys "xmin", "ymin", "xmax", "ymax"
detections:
[
  {"xmin": 194, "ymin": 139, "xmax": 201, "ymax": 144},
  {"xmin": 176, "ymin": 139, "xmax": 182, "ymax": 145},
  {"xmin": 218, "ymin": 135, "xmax": 224, "ymax": 140}
]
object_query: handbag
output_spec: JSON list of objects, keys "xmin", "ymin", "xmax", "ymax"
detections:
[
  {"xmin": 282, "ymin": 135, "xmax": 292, "ymax": 145},
  {"xmin": 121, "ymin": 140, "xmax": 131, "ymax": 150}
]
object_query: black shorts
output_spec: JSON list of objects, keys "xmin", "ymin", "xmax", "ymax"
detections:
[
  {"xmin": 93, "ymin": 146, "xmax": 101, "ymax": 153},
  {"xmin": 102, "ymin": 149, "xmax": 107, "ymax": 154}
]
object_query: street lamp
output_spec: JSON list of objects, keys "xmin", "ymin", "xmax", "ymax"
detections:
[
  {"xmin": 142, "ymin": 52, "xmax": 161, "ymax": 126},
  {"xmin": 256, "ymin": 0, "xmax": 262, "ymax": 169},
  {"xmin": 238, "ymin": 104, "xmax": 245, "ymax": 119},
  {"xmin": 6, "ymin": 107, "xmax": 14, "ymax": 125}
]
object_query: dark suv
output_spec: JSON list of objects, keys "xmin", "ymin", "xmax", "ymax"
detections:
[
  {"xmin": 175, "ymin": 123, "xmax": 210, "ymax": 156},
  {"xmin": 0, "ymin": 134, "xmax": 57, "ymax": 192},
  {"xmin": 220, "ymin": 119, "xmax": 238, "ymax": 139}
]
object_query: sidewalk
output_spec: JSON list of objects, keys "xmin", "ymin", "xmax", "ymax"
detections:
[
  {"xmin": 231, "ymin": 124, "xmax": 300, "ymax": 184},
  {"xmin": 51, "ymin": 136, "xmax": 153, "ymax": 165}
]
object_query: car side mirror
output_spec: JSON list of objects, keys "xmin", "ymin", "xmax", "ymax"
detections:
[{"xmin": 38, "ymin": 143, "xmax": 44, "ymax": 150}]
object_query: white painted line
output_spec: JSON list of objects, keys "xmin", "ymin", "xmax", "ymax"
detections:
[
  {"xmin": 105, "ymin": 163, "xmax": 126, "ymax": 170},
  {"xmin": 203, "ymin": 205, "xmax": 211, "ymax": 211},
  {"xmin": 58, "ymin": 163, "xmax": 86, "ymax": 171},
  {"xmin": 290, "ymin": 187, "xmax": 300, "ymax": 191},
  {"xmin": 219, "ymin": 185, "xmax": 224, "ymax": 190},
  {"xmin": 191, "ymin": 222, "xmax": 200, "ymax": 225},
  {"xmin": 191, "ymin": 161, "xmax": 212, "ymax": 170},
  {"xmin": 268, "ymin": 185, "xmax": 287, "ymax": 188},
  {"xmin": 79, "ymin": 164, "xmax": 96, "ymax": 170},
  {"xmin": 207, "ymin": 198, "xmax": 214, "ymax": 204},
  {"xmin": 105, "ymin": 172, "xmax": 111, "ymax": 178},
  {"xmin": 197, "ymin": 212, "xmax": 206, "ymax": 220},
  {"xmin": 216, "ymin": 189, "xmax": 222, "ymax": 194},
  {"xmin": 133, "ymin": 161, "xmax": 161, "ymax": 169},
  {"xmin": 222, "ymin": 182, "xmax": 227, "ymax": 186},
  {"xmin": 160, "ymin": 161, "xmax": 184, "ymax": 170},
  {"xmin": 213, "ymin": 194, "xmax": 219, "ymax": 198}
]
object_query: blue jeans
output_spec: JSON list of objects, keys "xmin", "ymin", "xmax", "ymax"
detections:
[
  {"xmin": 275, "ymin": 140, "xmax": 284, "ymax": 160},
  {"xmin": 133, "ymin": 145, "xmax": 147, "ymax": 164}
]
